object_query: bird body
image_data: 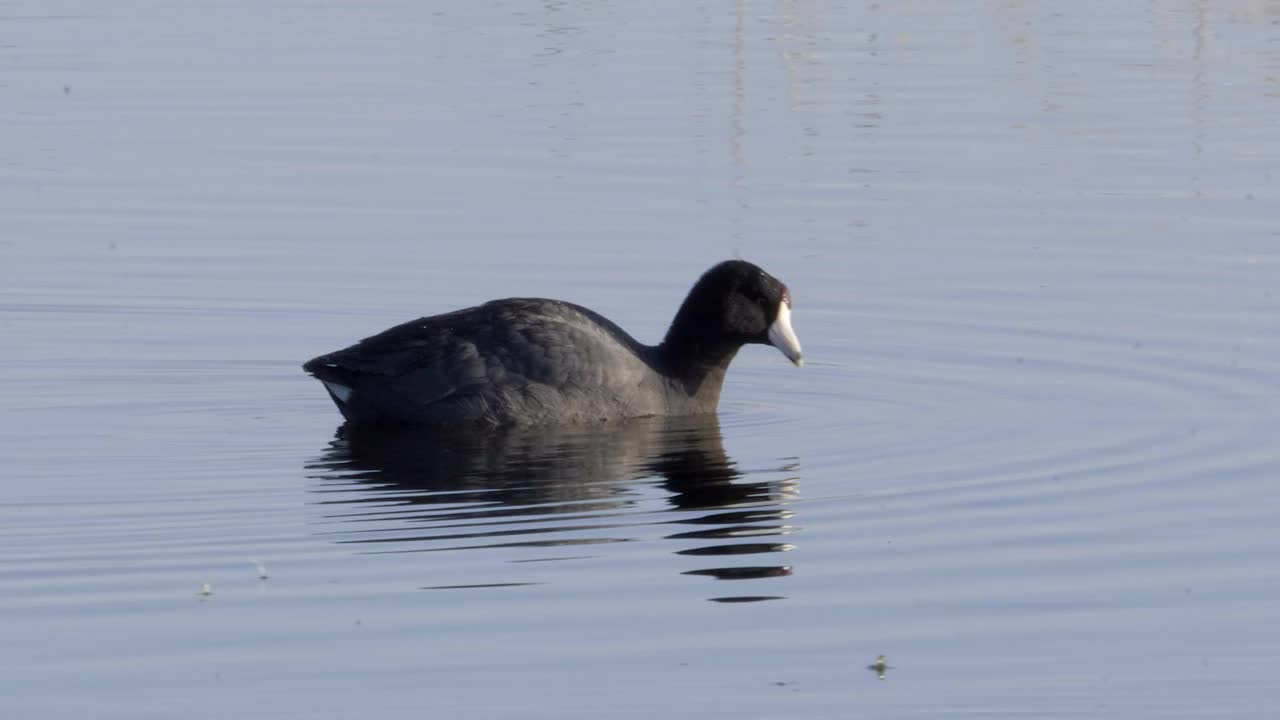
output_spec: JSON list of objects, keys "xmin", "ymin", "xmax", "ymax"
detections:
[{"xmin": 303, "ymin": 260, "xmax": 801, "ymax": 426}]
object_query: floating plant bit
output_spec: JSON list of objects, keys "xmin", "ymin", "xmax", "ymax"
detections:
[{"xmin": 867, "ymin": 654, "xmax": 892, "ymax": 680}]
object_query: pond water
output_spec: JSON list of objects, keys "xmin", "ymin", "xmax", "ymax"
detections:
[{"xmin": 4, "ymin": 1, "xmax": 1279, "ymax": 717}]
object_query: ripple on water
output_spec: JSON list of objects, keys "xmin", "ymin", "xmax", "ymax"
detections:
[{"xmin": 732, "ymin": 263, "xmax": 1280, "ymax": 645}]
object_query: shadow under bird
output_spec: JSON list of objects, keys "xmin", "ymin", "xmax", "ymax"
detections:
[{"xmin": 303, "ymin": 259, "xmax": 803, "ymax": 426}]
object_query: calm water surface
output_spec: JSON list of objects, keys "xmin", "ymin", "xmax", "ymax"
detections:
[{"xmin": 3, "ymin": 1, "xmax": 1279, "ymax": 717}]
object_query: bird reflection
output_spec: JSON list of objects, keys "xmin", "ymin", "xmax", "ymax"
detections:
[{"xmin": 306, "ymin": 415, "xmax": 797, "ymax": 602}]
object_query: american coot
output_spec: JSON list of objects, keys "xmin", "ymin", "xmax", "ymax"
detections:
[{"xmin": 303, "ymin": 259, "xmax": 802, "ymax": 426}]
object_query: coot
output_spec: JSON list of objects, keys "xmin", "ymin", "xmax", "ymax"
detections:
[{"xmin": 303, "ymin": 260, "xmax": 802, "ymax": 426}]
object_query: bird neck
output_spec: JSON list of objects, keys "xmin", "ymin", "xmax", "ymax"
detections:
[{"xmin": 657, "ymin": 327, "xmax": 740, "ymax": 406}]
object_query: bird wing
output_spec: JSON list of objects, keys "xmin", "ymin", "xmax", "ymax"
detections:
[{"xmin": 303, "ymin": 299, "xmax": 650, "ymax": 411}]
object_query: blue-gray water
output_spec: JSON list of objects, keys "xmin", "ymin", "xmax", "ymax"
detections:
[{"xmin": 4, "ymin": 1, "xmax": 1279, "ymax": 717}]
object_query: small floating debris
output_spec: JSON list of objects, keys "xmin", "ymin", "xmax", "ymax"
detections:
[
  {"xmin": 867, "ymin": 654, "xmax": 892, "ymax": 680},
  {"xmin": 250, "ymin": 558, "xmax": 269, "ymax": 580},
  {"xmin": 198, "ymin": 583, "xmax": 213, "ymax": 597}
]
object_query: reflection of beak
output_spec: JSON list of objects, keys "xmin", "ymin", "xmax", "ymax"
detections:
[{"xmin": 768, "ymin": 301, "xmax": 804, "ymax": 367}]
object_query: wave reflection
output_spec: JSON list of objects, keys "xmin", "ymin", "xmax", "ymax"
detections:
[{"xmin": 306, "ymin": 416, "xmax": 798, "ymax": 602}]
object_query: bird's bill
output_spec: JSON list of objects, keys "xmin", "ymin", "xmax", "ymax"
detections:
[{"xmin": 768, "ymin": 300, "xmax": 804, "ymax": 367}]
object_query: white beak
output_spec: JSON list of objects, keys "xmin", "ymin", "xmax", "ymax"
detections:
[{"xmin": 767, "ymin": 300, "xmax": 803, "ymax": 367}]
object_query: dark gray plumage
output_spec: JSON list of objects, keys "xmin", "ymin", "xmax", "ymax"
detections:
[{"xmin": 303, "ymin": 260, "xmax": 802, "ymax": 426}]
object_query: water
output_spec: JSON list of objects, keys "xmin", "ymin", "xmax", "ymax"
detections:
[{"xmin": 4, "ymin": 1, "xmax": 1279, "ymax": 717}]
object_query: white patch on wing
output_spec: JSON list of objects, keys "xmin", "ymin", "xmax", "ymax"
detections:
[
  {"xmin": 767, "ymin": 300, "xmax": 804, "ymax": 367},
  {"xmin": 322, "ymin": 381, "xmax": 353, "ymax": 403}
]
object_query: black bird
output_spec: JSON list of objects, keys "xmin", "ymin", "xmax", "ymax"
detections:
[{"xmin": 303, "ymin": 259, "xmax": 803, "ymax": 426}]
